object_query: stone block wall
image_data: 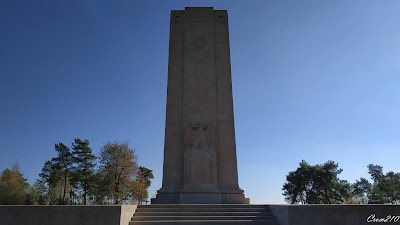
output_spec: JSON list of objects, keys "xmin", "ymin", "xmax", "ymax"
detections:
[
  {"xmin": 270, "ymin": 204, "xmax": 400, "ymax": 225},
  {"xmin": 0, "ymin": 205, "xmax": 137, "ymax": 225}
]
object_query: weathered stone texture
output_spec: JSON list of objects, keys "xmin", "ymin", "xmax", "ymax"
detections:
[{"xmin": 153, "ymin": 7, "xmax": 246, "ymax": 204}]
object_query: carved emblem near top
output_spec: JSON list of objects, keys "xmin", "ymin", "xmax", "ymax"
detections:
[{"xmin": 185, "ymin": 123, "xmax": 215, "ymax": 150}]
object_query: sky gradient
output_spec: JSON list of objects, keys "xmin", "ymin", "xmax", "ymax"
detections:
[{"xmin": 1, "ymin": 0, "xmax": 400, "ymax": 204}]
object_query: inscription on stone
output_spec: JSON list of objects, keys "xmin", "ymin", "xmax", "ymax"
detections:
[
  {"xmin": 184, "ymin": 149, "xmax": 216, "ymax": 187},
  {"xmin": 191, "ymin": 152, "xmax": 210, "ymax": 184}
]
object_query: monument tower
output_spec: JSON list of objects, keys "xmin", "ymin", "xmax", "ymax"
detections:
[{"xmin": 152, "ymin": 7, "xmax": 247, "ymax": 204}]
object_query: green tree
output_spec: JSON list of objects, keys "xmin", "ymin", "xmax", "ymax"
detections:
[
  {"xmin": 352, "ymin": 177, "xmax": 371, "ymax": 204},
  {"xmin": 33, "ymin": 179, "xmax": 50, "ymax": 205},
  {"xmin": 368, "ymin": 164, "xmax": 383, "ymax": 182},
  {"xmin": 25, "ymin": 184, "xmax": 39, "ymax": 205},
  {"xmin": 39, "ymin": 143, "xmax": 74, "ymax": 204},
  {"xmin": 53, "ymin": 143, "xmax": 73, "ymax": 204},
  {"xmin": 282, "ymin": 160, "xmax": 352, "ymax": 204},
  {"xmin": 97, "ymin": 141, "xmax": 138, "ymax": 204},
  {"xmin": 71, "ymin": 138, "xmax": 97, "ymax": 205},
  {"xmin": 134, "ymin": 166, "xmax": 154, "ymax": 204},
  {"xmin": 39, "ymin": 160, "xmax": 60, "ymax": 204},
  {"xmin": 363, "ymin": 164, "xmax": 400, "ymax": 204},
  {"xmin": 0, "ymin": 163, "xmax": 28, "ymax": 205},
  {"xmin": 137, "ymin": 167, "xmax": 154, "ymax": 188},
  {"xmin": 91, "ymin": 172, "xmax": 106, "ymax": 204},
  {"xmin": 39, "ymin": 160, "xmax": 57, "ymax": 186}
]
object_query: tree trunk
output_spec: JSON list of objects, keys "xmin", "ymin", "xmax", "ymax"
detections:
[
  {"xmin": 324, "ymin": 186, "xmax": 331, "ymax": 204},
  {"xmin": 83, "ymin": 182, "xmax": 87, "ymax": 205},
  {"xmin": 63, "ymin": 171, "xmax": 67, "ymax": 205}
]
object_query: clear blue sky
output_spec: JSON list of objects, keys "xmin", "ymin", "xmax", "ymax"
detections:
[{"xmin": 1, "ymin": 0, "xmax": 399, "ymax": 204}]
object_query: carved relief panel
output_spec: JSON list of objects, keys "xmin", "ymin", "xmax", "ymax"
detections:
[{"xmin": 183, "ymin": 123, "xmax": 217, "ymax": 188}]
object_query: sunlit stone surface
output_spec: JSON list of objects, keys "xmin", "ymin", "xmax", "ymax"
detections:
[{"xmin": 152, "ymin": 7, "xmax": 247, "ymax": 204}]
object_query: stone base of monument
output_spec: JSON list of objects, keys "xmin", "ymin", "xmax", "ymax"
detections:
[
  {"xmin": 151, "ymin": 189, "xmax": 247, "ymax": 204},
  {"xmin": 130, "ymin": 204, "xmax": 279, "ymax": 225}
]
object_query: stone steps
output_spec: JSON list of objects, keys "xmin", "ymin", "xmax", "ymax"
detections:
[
  {"xmin": 134, "ymin": 212, "xmax": 274, "ymax": 216},
  {"xmin": 130, "ymin": 221, "xmax": 279, "ymax": 225},
  {"xmin": 129, "ymin": 205, "xmax": 279, "ymax": 225},
  {"xmin": 137, "ymin": 204, "xmax": 270, "ymax": 208},
  {"xmin": 136, "ymin": 208, "xmax": 267, "ymax": 212},
  {"xmin": 132, "ymin": 216, "xmax": 276, "ymax": 221}
]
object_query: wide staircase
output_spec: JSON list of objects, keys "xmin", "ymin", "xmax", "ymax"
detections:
[{"xmin": 129, "ymin": 204, "xmax": 279, "ymax": 225}]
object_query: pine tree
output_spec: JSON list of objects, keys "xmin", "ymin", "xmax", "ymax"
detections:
[
  {"xmin": 52, "ymin": 143, "xmax": 73, "ymax": 204},
  {"xmin": 33, "ymin": 179, "xmax": 49, "ymax": 205},
  {"xmin": 135, "ymin": 166, "xmax": 154, "ymax": 204},
  {"xmin": 71, "ymin": 138, "xmax": 96, "ymax": 205},
  {"xmin": 282, "ymin": 160, "xmax": 352, "ymax": 204},
  {"xmin": 39, "ymin": 160, "xmax": 60, "ymax": 204}
]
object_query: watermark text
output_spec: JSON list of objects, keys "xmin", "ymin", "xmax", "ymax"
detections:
[{"xmin": 367, "ymin": 214, "xmax": 400, "ymax": 223}]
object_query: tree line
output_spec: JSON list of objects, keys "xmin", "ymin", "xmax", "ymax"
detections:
[
  {"xmin": 282, "ymin": 160, "xmax": 400, "ymax": 204},
  {"xmin": 0, "ymin": 139, "xmax": 153, "ymax": 205}
]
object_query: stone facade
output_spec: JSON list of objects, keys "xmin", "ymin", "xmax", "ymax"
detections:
[{"xmin": 152, "ymin": 7, "xmax": 247, "ymax": 204}]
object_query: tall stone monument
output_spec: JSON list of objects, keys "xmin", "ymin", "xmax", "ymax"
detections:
[{"xmin": 152, "ymin": 7, "xmax": 247, "ymax": 204}]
